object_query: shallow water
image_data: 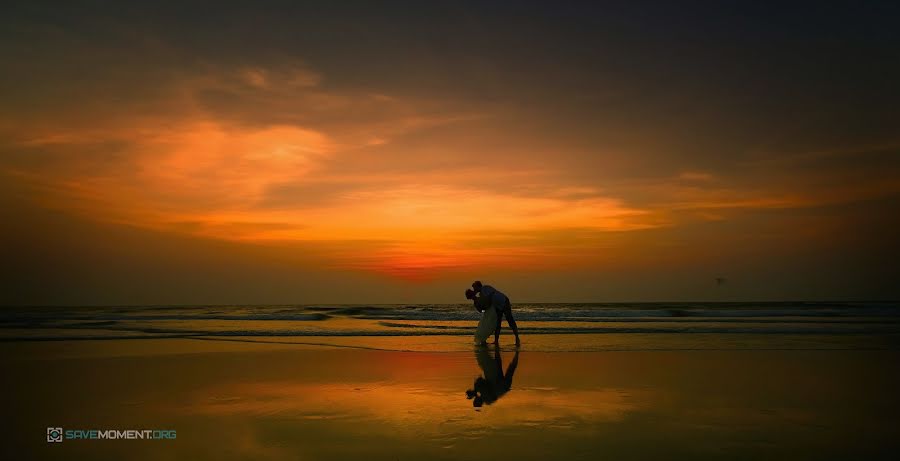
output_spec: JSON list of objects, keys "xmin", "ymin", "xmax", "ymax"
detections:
[{"xmin": 2, "ymin": 302, "xmax": 899, "ymax": 346}]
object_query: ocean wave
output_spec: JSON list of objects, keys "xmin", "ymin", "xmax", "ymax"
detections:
[
  {"xmin": 2, "ymin": 302, "xmax": 899, "ymax": 342},
  {"xmin": 4, "ymin": 325, "xmax": 900, "ymax": 341},
  {"xmin": 3, "ymin": 302, "xmax": 898, "ymax": 321}
]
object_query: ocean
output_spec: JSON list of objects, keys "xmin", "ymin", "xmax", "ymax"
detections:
[{"xmin": 3, "ymin": 301, "xmax": 899, "ymax": 351}]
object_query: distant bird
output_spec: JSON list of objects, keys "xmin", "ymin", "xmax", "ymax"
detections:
[{"xmin": 715, "ymin": 277, "xmax": 727, "ymax": 286}]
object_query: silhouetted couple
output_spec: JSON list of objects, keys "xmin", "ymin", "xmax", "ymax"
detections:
[
  {"xmin": 466, "ymin": 345, "xmax": 519, "ymax": 407},
  {"xmin": 465, "ymin": 280, "xmax": 521, "ymax": 346}
]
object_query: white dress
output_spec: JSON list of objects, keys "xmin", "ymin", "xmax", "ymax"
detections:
[{"xmin": 474, "ymin": 307, "xmax": 498, "ymax": 344}]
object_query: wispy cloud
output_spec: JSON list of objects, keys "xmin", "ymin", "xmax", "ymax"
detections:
[
  {"xmin": 3, "ymin": 55, "xmax": 899, "ymax": 282},
  {"xmin": 0, "ymin": 62, "xmax": 666, "ymax": 280}
]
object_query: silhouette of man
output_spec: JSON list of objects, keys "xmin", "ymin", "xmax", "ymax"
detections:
[
  {"xmin": 465, "ymin": 288, "xmax": 489, "ymax": 313},
  {"xmin": 472, "ymin": 281, "xmax": 521, "ymax": 346},
  {"xmin": 466, "ymin": 345, "xmax": 520, "ymax": 407}
]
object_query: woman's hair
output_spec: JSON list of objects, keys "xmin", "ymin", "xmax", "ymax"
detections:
[{"xmin": 465, "ymin": 288, "xmax": 476, "ymax": 299}]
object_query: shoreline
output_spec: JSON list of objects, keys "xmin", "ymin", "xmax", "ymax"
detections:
[{"xmin": 1, "ymin": 332, "xmax": 898, "ymax": 361}]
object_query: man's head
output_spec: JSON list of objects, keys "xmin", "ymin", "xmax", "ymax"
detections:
[
  {"xmin": 465, "ymin": 288, "xmax": 476, "ymax": 300},
  {"xmin": 472, "ymin": 281, "xmax": 483, "ymax": 292}
]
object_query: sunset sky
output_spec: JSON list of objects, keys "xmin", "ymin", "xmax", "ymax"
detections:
[{"xmin": 2, "ymin": 1, "xmax": 898, "ymax": 305}]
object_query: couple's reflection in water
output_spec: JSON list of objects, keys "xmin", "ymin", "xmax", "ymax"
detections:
[{"xmin": 466, "ymin": 345, "xmax": 520, "ymax": 408}]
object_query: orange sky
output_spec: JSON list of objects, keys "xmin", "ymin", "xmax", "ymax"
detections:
[{"xmin": 2, "ymin": 2, "xmax": 898, "ymax": 303}]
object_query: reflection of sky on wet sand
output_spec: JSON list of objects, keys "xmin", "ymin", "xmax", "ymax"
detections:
[
  {"xmin": 187, "ymin": 381, "xmax": 647, "ymax": 430},
  {"xmin": 169, "ymin": 349, "xmax": 659, "ymax": 460},
  {"xmin": 169, "ymin": 347, "xmax": 900, "ymax": 460},
  {"xmin": 5, "ymin": 341, "xmax": 900, "ymax": 460}
]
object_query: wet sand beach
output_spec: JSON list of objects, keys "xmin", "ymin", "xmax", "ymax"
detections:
[{"xmin": 4, "ymin": 336, "xmax": 900, "ymax": 460}]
